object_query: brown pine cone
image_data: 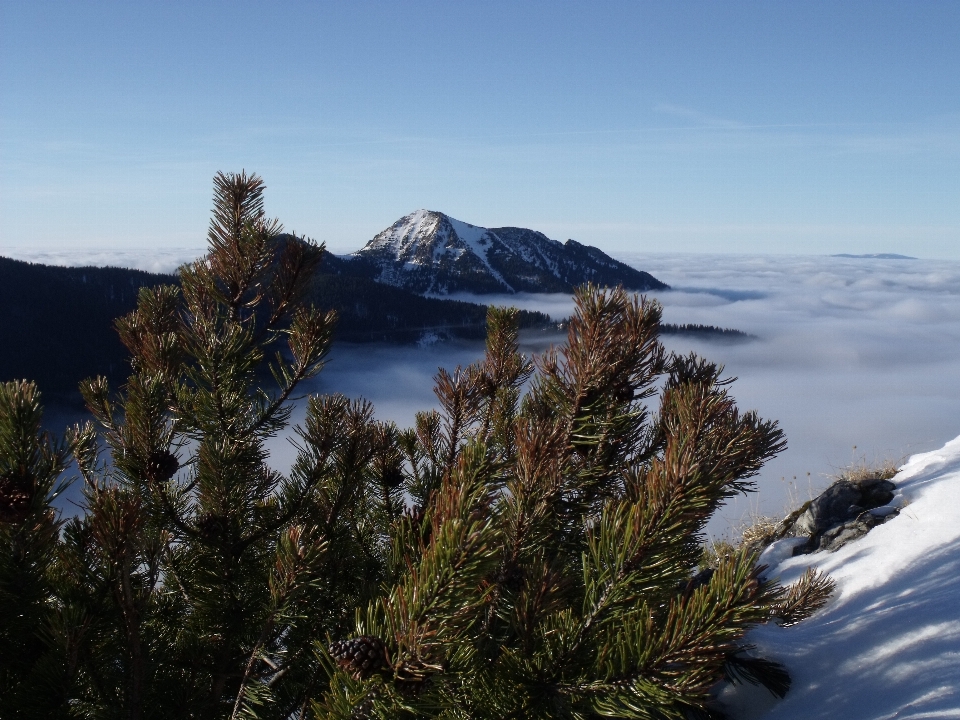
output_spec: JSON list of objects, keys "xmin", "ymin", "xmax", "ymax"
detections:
[
  {"xmin": 612, "ymin": 380, "xmax": 635, "ymax": 404},
  {"xmin": 0, "ymin": 470, "xmax": 32, "ymax": 524},
  {"xmin": 329, "ymin": 635, "xmax": 388, "ymax": 679},
  {"xmin": 380, "ymin": 464, "xmax": 404, "ymax": 490},
  {"xmin": 496, "ymin": 562, "xmax": 525, "ymax": 592},
  {"xmin": 146, "ymin": 450, "xmax": 179, "ymax": 483},
  {"xmin": 197, "ymin": 512, "xmax": 227, "ymax": 540}
]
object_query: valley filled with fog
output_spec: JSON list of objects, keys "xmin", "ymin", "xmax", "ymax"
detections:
[
  {"xmin": 625, "ymin": 253, "xmax": 960, "ymax": 534},
  {"xmin": 300, "ymin": 252, "xmax": 960, "ymax": 537},
  {"xmin": 27, "ymin": 248, "xmax": 960, "ymax": 538}
]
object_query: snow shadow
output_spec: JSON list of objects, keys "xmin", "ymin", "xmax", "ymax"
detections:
[
  {"xmin": 721, "ymin": 443, "xmax": 960, "ymax": 720},
  {"xmin": 734, "ymin": 537, "xmax": 960, "ymax": 719}
]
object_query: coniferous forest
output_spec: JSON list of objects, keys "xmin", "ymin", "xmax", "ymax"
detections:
[
  {"xmin": 0, "ymin": 256, "xmax": 549, "ymax": 398},
  {"xmin": 0, "ymin": 173, "xmax": 831, "ymax": 719},
  {"xmin": 0, "ymin": 254, "xmax": 745, "ymax": 401}
]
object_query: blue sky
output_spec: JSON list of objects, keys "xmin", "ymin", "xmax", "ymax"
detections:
[{"xmin": 2, "ymin": 1, "xmax": 959, "ymax": 257}]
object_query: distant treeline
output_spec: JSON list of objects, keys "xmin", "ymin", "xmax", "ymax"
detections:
[
  {"xmin": 307, "ymin": 272, "xmax": 550, "ymax": 343},
  {"xmin": 659, "ymin": 323, "xmax": 754, "ymax": 340},
  {"xmin": 0, "ymin": 255, "xmax": 549, "ymax": 398},
  {"xmin": 0, "ymin": 257, "xmax": 176, "ymax": 400},
  {"xmin": 0, "ymin": 254, "xmax": 749, "ymax": 400},
  {"xmin": 527, "ymin": 320, "xmax": 752, "ymax": 341}
]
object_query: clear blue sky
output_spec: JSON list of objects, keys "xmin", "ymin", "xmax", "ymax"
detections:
[{"xmin": 2, "ymin": 1, "xmax": 959, "ymax": 257}]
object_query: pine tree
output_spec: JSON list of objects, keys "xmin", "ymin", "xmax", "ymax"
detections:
[
  {"xmin": 0, "ymin": 172, "xmax": 833, "ymax": 720},
  {"xmin": 313, "ymin": 289, "xmax": 833, "ymax": 720},
  {"xmin": 0, "ymin": 380, "xmax": 76, "ymax": 718}
]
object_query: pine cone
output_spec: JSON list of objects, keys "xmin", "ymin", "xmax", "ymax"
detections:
[
  {"xmin": 197, "ymin": 512, "xmax": 226, "ymax": 540},
  {"xmin": 146, "ymin": 450, "xmax": 179, "ymax": 483},
  {"xmin": 380, "ymin": 465, "xmax": 404, "ymax": 490},
  {"xmin": 612, "ymin": 380, "xmax": 635, "ymax": 404},
  {"xmin": 496, "ymin": 563, "xmax": 525, "ymax": 592},
  {"xmin": 329, "ymin": 635, "xmax": 388, "ymax": 679},
  {"xmin": 0, "ymin": 470, "xmax": 32, "ymax": 524}
]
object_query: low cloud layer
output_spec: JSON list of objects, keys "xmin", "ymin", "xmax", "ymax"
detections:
[
  {"xmin": 0, "ymin": 247, "xmax": 205, "ymax": 275},
  {"xmin": 20, "ymin": 247, "xmax": 960, "ymax": 537},
  {"xmin": 312, "ymin": 254, "xmax": 960, "ymax": 536},
  {"xmin": 635, "ymin": 254, "xmax": 960, "ymax": 534}
]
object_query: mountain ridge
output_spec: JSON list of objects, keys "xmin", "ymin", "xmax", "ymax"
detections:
[
  {"xmin": 831, "ymin": 253, "xmax": 917, "ymax": 260},
  {"xmin": 337, "ymin": 209, "xmax": 668, "ymax": 295}
]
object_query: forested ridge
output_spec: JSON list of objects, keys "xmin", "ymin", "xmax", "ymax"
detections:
[
  {"xmin": 0, "ymin": 252, "xmax": 745, "ymax": 398},
  {"xmin": 0, "ymin": 257, "xmax": 175, "ymax": 398},
  {"xmin": 0, "ymin": 255, "xmax": 548, "ymax": 397}
]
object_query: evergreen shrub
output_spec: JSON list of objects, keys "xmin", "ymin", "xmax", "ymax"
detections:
[{"xmin": 0, "ymin": 172, "xmax": 833, "ymax": 720}]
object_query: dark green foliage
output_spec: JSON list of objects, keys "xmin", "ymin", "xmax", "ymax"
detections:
[
  {"xmin": 0, "ymin": 258, "xmax": 178, "ymax": 398},
  {"xmin": 0, "ymin": 380, "xmax": 74, "ymax": 718},
  {"xmin": 0, "ymin": 253, "xmax": 551, "ymax": 400},
  {"xmin": 658, "ymin": 324, "xmax": 753, "ymax": 341},
  {"xmin": 0, "ymin": 173, "xmax": 833, "ymax": 720}
]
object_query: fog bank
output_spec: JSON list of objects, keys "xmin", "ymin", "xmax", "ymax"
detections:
[
  {"xmin": 296, "ymin": 254, "xmax": 960, "ymax": 537},
  {"xmin": 32, "ymin": 250, "xmax": 960, "ymax": 538}
]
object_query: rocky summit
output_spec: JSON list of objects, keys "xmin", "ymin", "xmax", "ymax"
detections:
[{"xmin": 345, "ymin": 209, "xmax": 668, "ymax": 295}]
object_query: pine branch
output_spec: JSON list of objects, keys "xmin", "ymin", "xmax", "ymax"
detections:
[{"xmin": 771, "ymin": 567, "xmax": 835, "ymax": 627}]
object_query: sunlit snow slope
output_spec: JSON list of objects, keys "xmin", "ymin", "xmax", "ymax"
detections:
[{"xmin": 720, "ymin": 434, "xmax": 960, "ymax": 720}]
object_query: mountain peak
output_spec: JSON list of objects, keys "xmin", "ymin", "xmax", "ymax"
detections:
[{"xmin": 353, "ymin": 212, "xmax": 667, "ymax": 295}]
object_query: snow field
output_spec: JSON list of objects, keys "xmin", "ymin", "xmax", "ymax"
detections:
[{"xmin": 719, "ymin": 434, "xmax": 960, "ymax": 719}]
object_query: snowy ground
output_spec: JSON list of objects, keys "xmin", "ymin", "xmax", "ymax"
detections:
[{"xmin": 718, "ymin": 434, "xmax": 960, "ymax": 720}]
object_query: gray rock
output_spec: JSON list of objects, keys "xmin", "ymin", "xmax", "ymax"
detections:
[
  {"xmin": 790, "ymin": 506, "xmax": 817, "ymax": 537},
  {"xmin": 808, "ymin": 507, "xmax": 900, "ymax": 553},
  {"xmin": 778, "ymin": 475, "xmax": 900, "ymax": 555},
  {"xmin": 808, "ymin": 480, "xmax": 862, "ymax": 531},
  {"xmin": 860, "ymin": 479, "xmax": 895, "ymax": 507}
]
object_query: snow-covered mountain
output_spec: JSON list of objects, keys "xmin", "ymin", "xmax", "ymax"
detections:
[{"xmin": 346, "ymin": 210, "xmax": 668, "ymax": 295}]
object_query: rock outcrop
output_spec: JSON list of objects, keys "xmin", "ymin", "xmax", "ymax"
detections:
[{"xmin": 777, "ymin": 474, "xmax": 899, "ymax": 554}]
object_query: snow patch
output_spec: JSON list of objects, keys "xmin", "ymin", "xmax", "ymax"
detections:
[
  {"xmin": 719, "ymin": 433, "xmax": 960, "ymax": 720},
  {"xmin": 757, "ymin": 538, "xmax": 810, "ymax": 570},
  {"xmin": 366, "ymin": 209, "xmax": 440, "ymax": 268},
  {"xmin": 446, "ymin": 216, "xmax": 513, "ymax": 292}
]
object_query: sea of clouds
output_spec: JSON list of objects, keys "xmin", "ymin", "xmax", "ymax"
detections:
[
  {"xmin": 307, "ymin": 252, "xmax": 960, "ymax": 537},
  {"xmin": 15, "ymin": 246, "xmax": 960, "ymax": 538},
  {"xmin": 0, "ymin": 246, "xmax": 206, "ymax": 275}
]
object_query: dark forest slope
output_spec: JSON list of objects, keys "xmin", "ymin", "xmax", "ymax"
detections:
[
  {"xmin": 0, "ymin": 256, "xmax": 548, "ymax": 396},
  {"xmin": 0, "ymin": 253, "xmax": 746, "ymax": 399},
  {"xmin": 0, "ymin": 257, "xmax": 176, "ymax": 397}
]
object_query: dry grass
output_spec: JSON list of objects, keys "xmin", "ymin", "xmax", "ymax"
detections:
[
  {"xmin": 699, "ymin": 539, "xmax": 737, "ymax": 570},
  {"xmin": 834, "ymin": 458, "xmax": 899, "ymax": 484},
  {"xmin": 738, "ymin": 515, "xmax": 783, "ymax": 552}
]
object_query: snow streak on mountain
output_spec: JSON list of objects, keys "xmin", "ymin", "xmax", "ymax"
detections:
[{"xmin": 350, "ymin": 210, "xmax": 668, "ymax": 295}]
